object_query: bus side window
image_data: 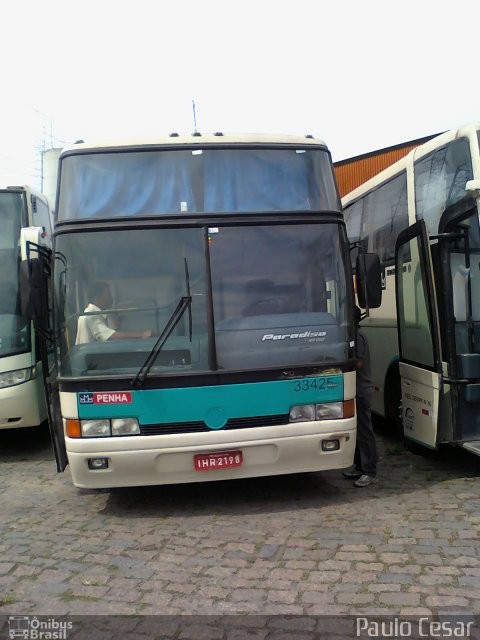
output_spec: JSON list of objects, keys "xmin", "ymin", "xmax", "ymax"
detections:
[
  {"xmin": 345, "ymin": 198, "xmax": 364, "ymax": 268},
  {"xmin": 363, "ymin": 172, "xmax": 408, "ymax": 266},
  {"xmin": 414, "ymin": 138, "xmax": 473, "ymax": 232}
]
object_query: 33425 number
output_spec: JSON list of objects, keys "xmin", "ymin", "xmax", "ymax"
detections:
[{"xmin": 293, "ymin": 377, "xmax": 337, "ymax": 392}]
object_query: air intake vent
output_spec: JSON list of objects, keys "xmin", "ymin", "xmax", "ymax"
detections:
[{"xmin": 140, "ymin": 413, "xmax": 289, "ymax": 436}]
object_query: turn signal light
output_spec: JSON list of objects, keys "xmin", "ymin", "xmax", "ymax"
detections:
[
  {"xmin": 343, "ymin": 399, "xmax": 355, "ymax": 419},
  {"xmin": 66, "ymin": 419, "xmax": 81, "ymax": 438}
]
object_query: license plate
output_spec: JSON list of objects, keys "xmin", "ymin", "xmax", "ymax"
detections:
[{"xmin": 194, "ymin": 450, "xmax": 243, "ymax": 471}]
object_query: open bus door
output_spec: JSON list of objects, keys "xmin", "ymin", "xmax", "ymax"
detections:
[
  {"xmin": 438, "ymin": 197, "xmax": 480, "ymax": 455},
  {"xmin": 19, "ymin": 234, "xmax": 68, "ymax": 471},
  {"xmin": 395, "ymin": 220, "xmax": 443, "ymax": 449}
]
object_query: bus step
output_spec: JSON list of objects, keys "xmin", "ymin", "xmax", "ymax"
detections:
[{"xmin": 460, "ymin": 441, "xmax": 480, "ymax": 456}]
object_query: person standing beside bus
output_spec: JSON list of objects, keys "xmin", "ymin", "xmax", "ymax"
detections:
[{"xmin": 343, "ymin": 305, "xmax": 377, "ymax": 487}]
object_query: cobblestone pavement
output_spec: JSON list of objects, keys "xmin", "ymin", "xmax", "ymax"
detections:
[{"xmin": 0, "ymin": 420, "xmax": 479, "ymax": 618}]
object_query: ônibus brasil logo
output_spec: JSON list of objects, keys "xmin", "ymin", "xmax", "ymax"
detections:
[{"xmin": 8, "ymin": 616, "xmax": 73, "ymax": 639}]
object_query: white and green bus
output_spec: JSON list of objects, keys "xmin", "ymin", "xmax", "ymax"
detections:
[
  {"xmin": 0, "ymin": 186, "xmax": 52, "ymax": 430},
  {"xmin": 24, "ymin": 133, "xmax": 380, "ymax": 488},
  {"xmin": 343, "ymin": 124, "xmax": 480, "ymax": 455}
]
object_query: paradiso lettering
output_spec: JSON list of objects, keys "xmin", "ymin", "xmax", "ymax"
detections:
[
  {"xmin": 79, "ymin": 392, "xmax": 132, "ymax": 405},
  {"xmin": 262, "ymin": 331, "xmax": 327, "ymax": 342}
]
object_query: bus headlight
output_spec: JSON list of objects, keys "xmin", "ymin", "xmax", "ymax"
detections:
[
  {"xmin": 316, "ymin": 402, "xmax": 343, "ymax": 419},
  {"xmin": 0, "ymin": 367, "xmax": 32, "ymax": 389},
  {"xmin": 112, "ymin": 418, "xmax": 140, "ymax": 436},
  {"xmin": 289, "ymin": 400, "xmax": 355, "ymax": 422},
  {"xmin": 289, "ymin": 404, "xmax": 316, "ymax": 422},
  {"xmin": 81, "ymin": 419, "xmax": 111, "ymax": 437}
]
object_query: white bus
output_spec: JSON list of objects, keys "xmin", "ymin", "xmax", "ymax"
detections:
[
  {"xmin": 23, "ymin": 133, "xmax": 380, "ymax": 488},
  {"xmin": 343, "ymin": 124, "xmax": 480, "ymax": 455},
  {"xmin": 0, "ymin": 186, "xmax": 52, "ymax": 430}
]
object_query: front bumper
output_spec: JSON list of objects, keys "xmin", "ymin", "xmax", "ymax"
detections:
[
  {"xmin": 0, "ymin": 377, "xmax": 46, "ymax": 429},
  {"xmin": 66, "ymin": 419, "xmax": 356, "ymax": 488}
]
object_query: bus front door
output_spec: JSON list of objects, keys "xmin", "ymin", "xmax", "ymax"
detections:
[
  {"xmin": 441, "ymin": 204, "xmax": 480, "ymax": 453},
  {"xmin": 395, "ymin": 220, "xmax": 443, "ymax": 449}
]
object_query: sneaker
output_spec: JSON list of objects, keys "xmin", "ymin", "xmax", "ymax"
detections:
[
  {"xmin": 343, "ymin": 467, "xmax": 362, "ymax": 479},
  {"xmin": 354, "ymin": 474, "xmax": 377, "ymax": 488}
]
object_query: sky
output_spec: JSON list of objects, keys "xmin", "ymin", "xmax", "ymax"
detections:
[{"xmin": 1, "ymin": 0, "xmax": 479, "ymax": 191}]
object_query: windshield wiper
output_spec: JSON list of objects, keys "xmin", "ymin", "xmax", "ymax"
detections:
[
  {"xmin": 131, "ymin": 259, "xmax": 192, "ymax": 389},
  {"xmin": 185, "ymin": 257, "xmax": 192, "ymax": 342}
]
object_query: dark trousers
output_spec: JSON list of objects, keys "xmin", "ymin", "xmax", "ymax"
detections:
[{"xmin": 354, "ymin": 394, "xmax": 377, "ymax": 476}]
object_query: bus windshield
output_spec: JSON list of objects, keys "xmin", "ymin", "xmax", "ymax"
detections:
[
  {"xmin": 57, "ymin": 148, "xmax": 340, "ymax": 219},
  {"xmin": 0, "ymin": 191, "xmax": 30, "ymax": 357},
  {"xmin": 55, "ymin": 223, "xmax": 351, "ymax": 378}
]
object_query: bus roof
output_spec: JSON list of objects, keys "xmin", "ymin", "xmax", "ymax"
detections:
[
  {"xmin": 342, "ymin": 123, "xmax": 480, "ymax": 206},
  {"xmin": 60, "ymin": 132, "xmax": 329, "ymax": 156}
]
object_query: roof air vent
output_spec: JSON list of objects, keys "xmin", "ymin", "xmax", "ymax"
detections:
[{"xmin": 169, "ymin": 132, "xmax": 179, "ymax": 137}]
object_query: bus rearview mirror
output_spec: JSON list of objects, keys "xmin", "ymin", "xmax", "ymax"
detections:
[
  {"xmin": 19, "ymin": 258, "xmax": 47, "ymax": 321},
  {"xmin": 356, "ymin": 253, "xmax": 382, "ymax": 309}
]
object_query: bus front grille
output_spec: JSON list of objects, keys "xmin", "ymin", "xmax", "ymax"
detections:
[{"xmin": 140, "ymin": 414, "xmax": 289, "ymax": 435}]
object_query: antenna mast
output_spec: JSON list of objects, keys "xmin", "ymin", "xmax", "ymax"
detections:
[{"xmin": 192, "ymin": 100, "xmax": 198, "ymax": 133}]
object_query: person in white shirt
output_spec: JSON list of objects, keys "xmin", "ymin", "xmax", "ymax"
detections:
[{"xmin": 76, "ymin": 282, "xmax": 152, "ymax": 345}]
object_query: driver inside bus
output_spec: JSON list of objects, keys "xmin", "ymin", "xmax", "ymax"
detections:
[{"xmin": 75, "ymin": 282, "xmax": 153, "ymax": 344}]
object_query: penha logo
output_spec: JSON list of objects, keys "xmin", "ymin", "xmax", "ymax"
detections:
[
  {"xmin": 78, "ymin": 392, "xmax": 132, "ymax": 405},
  {"xmin": 78, "ymin": 393, "xmax": 94, "ymax": 405}
]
